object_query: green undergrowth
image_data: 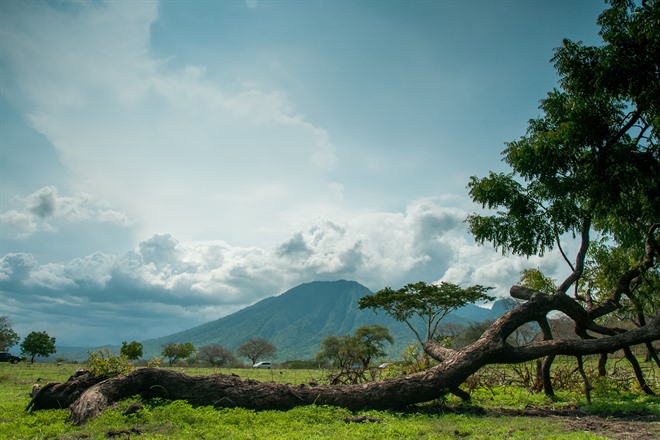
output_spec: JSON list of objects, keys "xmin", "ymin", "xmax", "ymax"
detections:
[{"xmin": 1, "ymin": 363, "xmax": 656, "ymax": 439}]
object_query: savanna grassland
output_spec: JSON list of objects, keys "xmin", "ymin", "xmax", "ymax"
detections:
[{"xmin": 1, "ymin": 358, "xmax": 659, "ymax": 440}]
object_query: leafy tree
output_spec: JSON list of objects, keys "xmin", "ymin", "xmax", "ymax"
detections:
[
  {"xmin": 358, "ymin": 281, "xmax": 493, "ymax": 347},
  {"xmin": 0, "ymin": 316, "xmax": 20, "ymax": 351},
  {"xmin": 20, "ymin": 331, "xmax": 56, "ymax": 363},
  {"xmin": 466, "ymin": 0, "xmax": 659, "ymax": 396},
  {"xmin": 316, "ymin": 325, "xmax": 393, "ymax": 384},
  {"xmin": 161, "ymin": 342, "xmax": 195, "ymax": 367},
  {"xmin": 198, "ymin": 343, "xmax": 238, "ymax": 367},
  {"xmin": 354, "ymin": 324, "xmax": 394, "ymax": 369},
  {"xmin": 120, "ymin": 341, "xmax": 143, "ymax": 361},
  {"xmin": 236, "ymin": 338, "xmax": 276, "ymax": 366}
]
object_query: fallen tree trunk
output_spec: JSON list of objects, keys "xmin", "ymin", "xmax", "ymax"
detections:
[{"xmin": 26, "ymin": 292, "xmax": 658, "ymax": 425}]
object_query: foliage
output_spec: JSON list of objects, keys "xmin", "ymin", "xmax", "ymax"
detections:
[
  {"xmin": 146, "ymin": 356, "xmax": 163, "ymax": 368},
  {"xmin": 0, "ymin": 316, "xmax": 20, "ymax": 351},
  {"xmin": 120, "ymin": 341, "xmax": 143, "ymax": 361},
  {"xmin": 20, "ymin": 331, "xmax": 56, "ymax": 363},
  {"xmin": 383, "ymin": 343, "xmax": 428, "ymax": 377},
  {"xmin": 236, "ymin": 338, "xmax": 277, "ymax": 366},
  {"xmin": 197, "ymin": 343, "xmax": 239, "ymax": 367},
  {"xmin": 86, "ymin": 348, "xmax": 134, "ymax": 378},
  {"xmin": 464, "ymin": 0, "xmax": 659, "ymax": 397},
  {"xmin": 316, "ymin": 325, "xmax": 393, "ymax": 384},
  {"xmin": 161, "ymin": 342, "xmax": 196, "ymax": 367},
  {"xmin": 358, "ymin": 281, "xmax": 494, "ymax": 345},
  {"xmin": 519, "ymin": 268, "xmax": 557, "ymax": 294}
]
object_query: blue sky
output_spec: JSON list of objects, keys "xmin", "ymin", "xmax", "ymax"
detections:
[{"xmin": 1, "ymin": 0, "xmax": 606, "ymax": 348}]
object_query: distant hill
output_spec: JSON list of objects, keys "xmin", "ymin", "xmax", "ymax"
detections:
[{"xmin": 139, "ymin": 280, "xmax": 508, "ymax": 361}]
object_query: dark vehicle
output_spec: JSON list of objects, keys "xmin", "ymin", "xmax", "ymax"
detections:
[{"xmin": 0, "ymin": 352, "xmax": 22, "ymax": 364}]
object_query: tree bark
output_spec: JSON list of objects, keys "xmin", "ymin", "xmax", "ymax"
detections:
[
  {"xmin": 622, "ymin": 346, "xmax": 655, "ymax": 395},
  {"xmin": 598, "ymin": 353, "xmax": 608, "ymax": 377}
]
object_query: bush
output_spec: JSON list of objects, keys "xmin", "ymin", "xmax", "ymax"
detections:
[{"xmin": 86, "ymin": 348, "xmax": 134, "ymax": 378}]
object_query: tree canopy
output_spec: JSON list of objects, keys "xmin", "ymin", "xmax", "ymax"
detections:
[
  {"xmin": 466, "ymin": 0, "xmax": 659, "ymax": 394},
  {"xmin": 120, "ymin": 341, "xmax": 143, "ymax": 361},
  {"xmin": 161, "ymin": 342, "xmax": 195, "ymax": 367},
  {"xmin": 358, "ymin": 281, "xmax": 493, "ymax": 346},
  {"xmin": 20, "ymin": 331, "xmax": 56, "ymax": 363}
]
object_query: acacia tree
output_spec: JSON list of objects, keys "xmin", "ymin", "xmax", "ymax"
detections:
[
  {"xmin": 236, "ymin": 338, "xmax": 276, "ymax": 366},
  {"xmin": 358, "ymin": 281, "xmax": 494, "ymax": 347},
  {"xmin": 0, "ymin": 316, "xmax": 20, "ymax": 351},
  {"xmin": 27, "ymin": 1, "xmax": 660, "ymax": 423},
  {"xmin": 20, "ymin": 331, "xmax": 56, "ymax": 364}
]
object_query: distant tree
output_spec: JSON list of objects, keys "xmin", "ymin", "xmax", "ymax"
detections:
[
  {"xmin": 316, "ymin": 325, "xmax": 393, "ymax": 384},
  {"xmin": 236, "ymin": 338, "xmax": 276, "ymax": 366},
  {"xmin": 354, "ymin": 324, "xmax": 394, "ymax": 370},
  {"xmin": 0, "ymin": 316, "xmax": 20, "ymax": 351},
  {"xmin": 198, "ymin": 344, "xmax": 238, "ymax": 367},
  {"xmin": 359, "ymin": 281, "xmax": 494, "ymax": 348},
  {"xmin": 120, "ymin": 341, "xmax": 143, "ymax": 361},
  {"xmin": 161, "ymin": 342, "xmax": 195, "ymax": 367},
  {"xmin": 20, "ymin": 331, "xmax": 56, "ymax": 363}
]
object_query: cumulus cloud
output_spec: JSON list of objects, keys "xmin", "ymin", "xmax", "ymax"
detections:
[
  {"xmin": 0, "ymin": 186, "xmax": 132, "ymax": 238},
  {"xmin": 2, "ymin": 197, "xmax": 574, "ymax": 346}
]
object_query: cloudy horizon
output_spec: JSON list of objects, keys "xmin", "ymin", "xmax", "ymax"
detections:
[{"xmin": 1, "ymin": 0, "xmax": 604, "ymax": 348}]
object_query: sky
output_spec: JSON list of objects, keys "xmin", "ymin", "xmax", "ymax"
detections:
[{"xmin": 0, "ymin": 0, "xmax": 607, "ymax": 348}]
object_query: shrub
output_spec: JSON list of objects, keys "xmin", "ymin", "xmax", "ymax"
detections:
[{"xmin": 86, "ymin": 348, "xmax": 134, "ymax": 378}]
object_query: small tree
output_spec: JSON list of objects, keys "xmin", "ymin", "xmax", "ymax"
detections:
[
  {"xmin": 198, "ymin": 344, "xmax": 238, "ymax": 367},
  {"xmin": 20, "ymin": 331, "xmax": 56, "ymax": 363},
  {"xmin": 120, "ymin": 341, "xmax": 143, "ymax": 361},
  {"xmin": 0, "ymin": 316, "xmax": 20, "ymax": 351},
  {"xmin": 359, "ymin": 281, "xmax": 494, "ymax": 347},
  {"xmin": 236, "ymin": 338, "xmax": 276, "ymax": 366},
  {"xmin": 161, "ymin": 342, "xmax": 195, "ymax": 367},
  {"xmin": 316, "ymin": 325, "xmax": 394, "ymax": 384}
]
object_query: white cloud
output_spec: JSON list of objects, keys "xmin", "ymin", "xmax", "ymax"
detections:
[
  {"xmin": 0, "ymin": 186, "xmax": 132, "ymax": 238},
  {"xmin": 0, "ymin": 196, "xmax": 574, "ymax": 346}
]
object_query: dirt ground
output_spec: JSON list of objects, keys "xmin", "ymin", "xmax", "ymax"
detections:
[
  {"xmin": 420, "ymin": 404, "xmax": 659, "ymax": 439},
  {"xmin": 490, "ymin": 408, "xmax": 660, "ymax": 440}
]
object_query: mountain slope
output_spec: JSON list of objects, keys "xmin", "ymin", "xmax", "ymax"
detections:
[{"xmin": 141, "ymin": 280, "xmax": 506, "ymax": 361}]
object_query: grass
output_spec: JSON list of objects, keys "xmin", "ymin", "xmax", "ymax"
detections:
[{"xmin": 1, "ymin": 361, "xmax": 657, "ymax": 439}]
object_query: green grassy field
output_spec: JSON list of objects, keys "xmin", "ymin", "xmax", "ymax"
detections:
[{"xmin": 1, "ymin": 360, "xmax": 658, "ymax": 439}]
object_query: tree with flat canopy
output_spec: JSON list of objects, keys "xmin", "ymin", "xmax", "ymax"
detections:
[{"xmin": 27, "ymin": 0, "xmax": 660, "ymax": 424}]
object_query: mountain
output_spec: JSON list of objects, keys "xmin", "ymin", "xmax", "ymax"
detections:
[{"xmin": 140, "ymin": 280, "xmax": 507, "ymax": 361}]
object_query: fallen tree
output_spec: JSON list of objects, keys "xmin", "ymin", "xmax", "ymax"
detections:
[{"xmin": 27, "ymin": 297, "xmax": 659, "ymax": 424}]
